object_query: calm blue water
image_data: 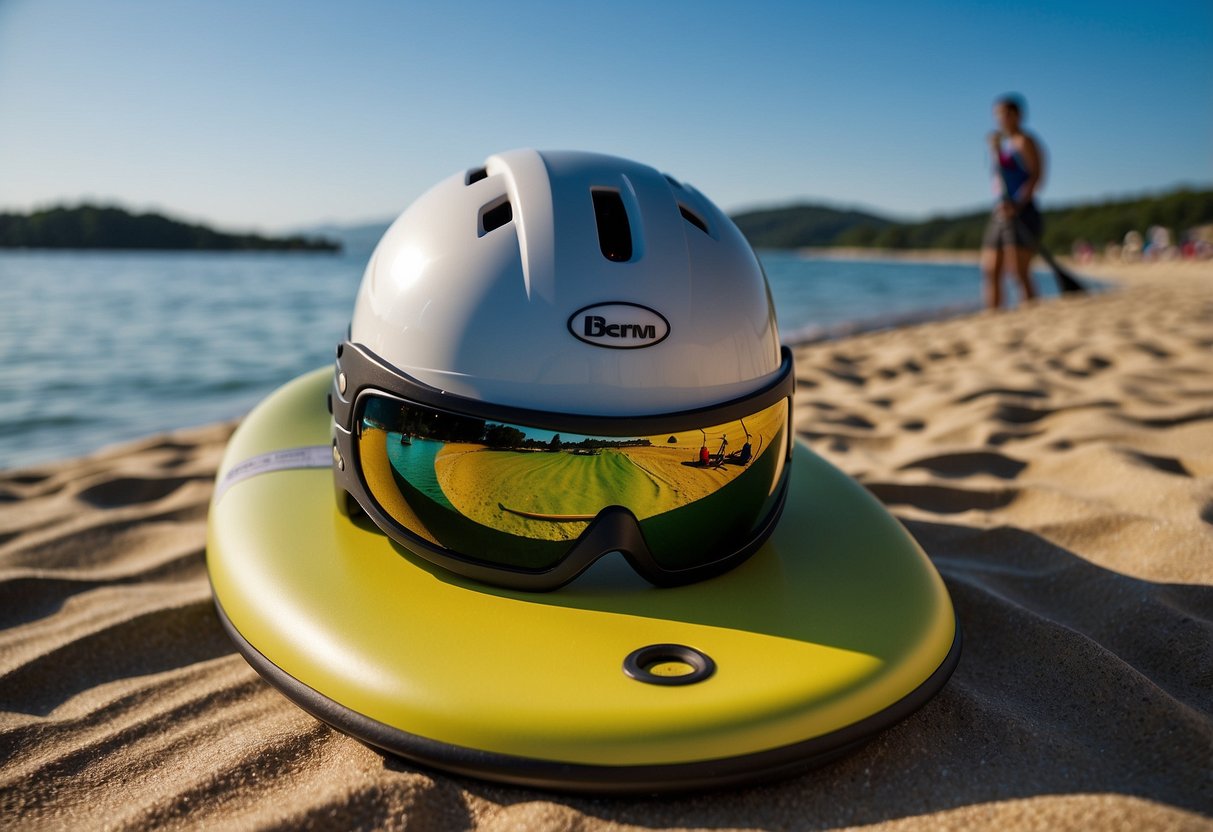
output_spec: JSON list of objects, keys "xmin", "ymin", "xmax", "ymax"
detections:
[
  {"xmin": 759, "ymin": 251, "xmax": 1058, "ymax": 342},
  {"xmin": 385, "ymin": 437, "xmax": 451, "ymax": 508},
  {"xmin": 0, "ymin": 249, "xmax": 1059, "ymax": 469}
]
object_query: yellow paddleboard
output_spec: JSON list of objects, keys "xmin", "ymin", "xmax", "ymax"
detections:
[{"xmin": 207, "ymin": 368, "xmax": 959, "ymax": 793}]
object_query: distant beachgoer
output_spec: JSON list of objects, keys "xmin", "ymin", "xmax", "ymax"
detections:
[
  {"xmin": 1145, "ymin": 225, "xmax": 1174, "ymax": 261},
  {"xmin": 699, "ymin": 444, "xmax": 710, "ymax": 466},
  {"xmin": 981, "ymin": 94, "xmax": 1044, "ymax": 309},
  {"xmin": 1122, "ymin": 230, "xmax": 1144, "ymax": 263}
]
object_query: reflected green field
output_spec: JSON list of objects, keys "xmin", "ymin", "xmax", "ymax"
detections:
[{"xmin": 437, "ymin": 447, "xmax": 674, "ymax": 539}]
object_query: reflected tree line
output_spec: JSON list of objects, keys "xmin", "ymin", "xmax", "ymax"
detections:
[{"xmin": 365, "ymin": 400, "xmax": 651, "ymax": 452}]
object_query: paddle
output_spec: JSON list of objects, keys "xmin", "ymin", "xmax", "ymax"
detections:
[
  {"xmin": 1008, "ymin": 208, "xmax": 1086, "ymax": 294},
  {"xmin": 993, "ymin": 141, "xmax": 1085, "ymax": 294}
]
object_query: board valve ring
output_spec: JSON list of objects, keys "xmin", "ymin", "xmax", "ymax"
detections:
[{"xmin": 623, "ymin": 644, "xmax": 716, "ymax": 686}]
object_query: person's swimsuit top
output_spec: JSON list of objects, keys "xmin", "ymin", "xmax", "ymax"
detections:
[{"xmin": 994, "ymin": 138, "xmax": 1031, "ymax": 203}]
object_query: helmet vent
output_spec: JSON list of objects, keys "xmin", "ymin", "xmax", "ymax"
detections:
[
  {"xmin": 591, "ymin": 189, "xmax": 633, "ymax": 262},
  {"xmin": 479, "ymin": 198, "xmax": 513, "ymax": 236},
  {"xmin": 679, "ymin": 204, "xmax": 710, "ymax": 235},
  {"xmin": 466, "ymin": 167, "xmax": 489, "ymax": 185}
]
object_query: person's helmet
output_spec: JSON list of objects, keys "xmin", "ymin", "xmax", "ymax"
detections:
[{"xmin": 332, "ymin": 149, "xmax": 794, "ymax": 591}]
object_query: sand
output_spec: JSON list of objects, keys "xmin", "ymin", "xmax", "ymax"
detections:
[{"xmin": 2, "ymin": 261, "xmax": 1211, "ymax": 830}]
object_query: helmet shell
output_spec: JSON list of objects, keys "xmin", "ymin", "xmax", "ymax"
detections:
[{"xmin": 350, "ymin": 149, "xmax": 781, "ymax": 415}]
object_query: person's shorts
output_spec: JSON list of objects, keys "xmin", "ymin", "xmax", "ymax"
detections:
[{"xmin": 983, "ymin": 202, "xmax": 1043, "ymax": 250}]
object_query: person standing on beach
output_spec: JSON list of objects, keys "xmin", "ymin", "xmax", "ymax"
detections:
[{"xmin": 981, "ymin": 94, "xmax": 1044, "ymax": 309}]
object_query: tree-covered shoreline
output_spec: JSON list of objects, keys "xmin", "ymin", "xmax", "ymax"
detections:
[
  {"xmin": 9, "ymin": 187, "xmax": 1209, "ymax": 255},
  {"xmin": 732, "ymin": 187, "xmax": 1213, "ymax": 252},
  {"xmin": 0, "ymin": 204, "xmax": 341, "ymax": 252}
]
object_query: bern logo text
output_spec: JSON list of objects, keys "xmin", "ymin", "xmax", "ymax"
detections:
[{"xmin": 568, "ymin": 302, "xmax": 670, "ymax": 349}]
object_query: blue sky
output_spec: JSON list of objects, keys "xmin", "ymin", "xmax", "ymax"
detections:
[{"xmin": 1, "ymin": 0, "xmax": 1209, "ymax": 232}]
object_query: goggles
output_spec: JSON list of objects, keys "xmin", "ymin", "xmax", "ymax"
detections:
[{"xmin": 331, "ymin": 343, "xmax": 795, "ymax": 591}]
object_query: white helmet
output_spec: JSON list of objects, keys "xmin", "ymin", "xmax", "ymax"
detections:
[
  {"xmin": 332, "ymin": 150, "xmax": 794, "ymax": 590},
  {"xmin": 349, "ymin": 149, "xmax": 782, "ymax": 414}
]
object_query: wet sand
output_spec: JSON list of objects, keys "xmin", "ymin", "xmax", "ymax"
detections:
[{"xmin": 1, "ymin": 260, "xmax": 1211, "ymax": 830}]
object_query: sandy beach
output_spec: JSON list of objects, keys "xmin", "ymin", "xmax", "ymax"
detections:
[{"xmin": 1, "ymin": 260, "xmax": 1211, "ymax": 830}]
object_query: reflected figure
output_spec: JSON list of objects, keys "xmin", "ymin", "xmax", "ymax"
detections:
[
  {"xmin": 727, "ymin": 436, "xmax": 754, "ymax": 466},
  {"xmin": 713, "ymin": 435, "xmax": 729, "ymax": 466}
]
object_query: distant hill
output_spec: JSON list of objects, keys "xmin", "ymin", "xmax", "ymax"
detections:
[
  {"xmin": 145, "ymin": 184, "xmax": 1212, "ymax": 257},
  {"xmin": 731, "ymin": 204, "xmax": 893, "ymax": 248},
  {"xmin": 296, "ymin": 220, "xmax": 390, "ymax": 260},
  {"xmin": 731, "ymin": 187, "xmax": 1213, "ymax": 251},
  {"xmin": 312, "ymin": 203, "xmax": 899, "ymax": 258},
  {"xmin": 0, "ymin": 204, "xmax": 341, "ymax": 252}
]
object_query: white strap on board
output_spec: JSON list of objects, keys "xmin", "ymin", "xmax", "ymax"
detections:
[{"xmin": 214, "ymin": 445, "xmax": 332, "ymax": 502}]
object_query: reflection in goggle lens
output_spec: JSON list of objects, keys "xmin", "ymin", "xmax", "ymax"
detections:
[{"xmin": 354, "ymin": 395, "xmax": 788, "ymax": 571}]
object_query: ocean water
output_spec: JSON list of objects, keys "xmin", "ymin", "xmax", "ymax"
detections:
[
  {"xmin": 0, "ymin": 249, "xmax": 1059, "ymax": 469},
  {"xmin": 759, "ymin": 251, "xmax": 1058, "ymax": 342}
]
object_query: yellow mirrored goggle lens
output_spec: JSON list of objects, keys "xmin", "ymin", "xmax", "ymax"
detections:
[{"xmin": 355, "ymin": 395, "xmax": 788, "ymax": 570}]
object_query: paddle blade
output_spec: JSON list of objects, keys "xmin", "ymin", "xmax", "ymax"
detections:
[{"xmin": 1054, "ymin": 266, "xmax": 1085, "ymax": 294}]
